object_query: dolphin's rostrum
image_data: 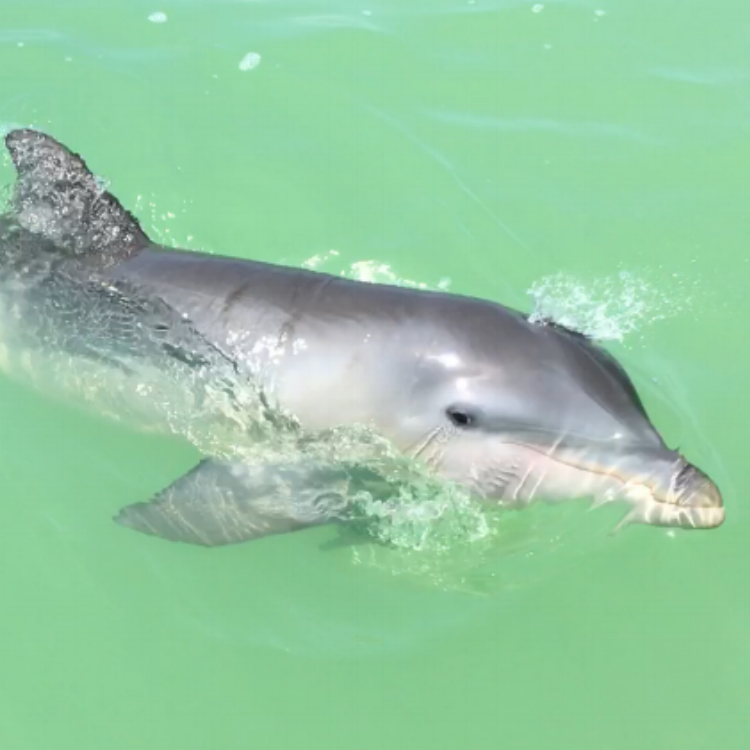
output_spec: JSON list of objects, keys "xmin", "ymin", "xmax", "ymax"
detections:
[{"xmin": 0, "ymin": 130, "xmax": 725, "ymax": 546}]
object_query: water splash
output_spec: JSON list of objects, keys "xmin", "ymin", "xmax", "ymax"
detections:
[
  {"xmin": 302, "ymin": 250, "xmax": 452, "ymax": 290},
  {"xmin": 527, "ymin": 270, "xmax": 692, "ymax": 342},
  {"xmin": 346, "ymin": 496, "xmax": 617, "ymax": 594}
]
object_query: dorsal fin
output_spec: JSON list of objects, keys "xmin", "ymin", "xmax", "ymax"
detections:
[{"xmin": 4, "ymin": 129, "xmax": 149, "ymax": 266}]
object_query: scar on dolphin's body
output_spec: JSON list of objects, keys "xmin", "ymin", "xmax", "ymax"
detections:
[{"xmin": 0, "ymin": 130, "xmax": 724, "ymax": 546}]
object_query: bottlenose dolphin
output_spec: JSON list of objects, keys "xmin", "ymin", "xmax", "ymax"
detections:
[{"xmin": 0, "ymin": 130, "xmax": 724, "ymax": 545}]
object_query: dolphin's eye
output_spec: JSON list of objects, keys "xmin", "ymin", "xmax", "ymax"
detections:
[{"xmin": 446, "ymin": 406, "xmax": 475, "ymax": 428}]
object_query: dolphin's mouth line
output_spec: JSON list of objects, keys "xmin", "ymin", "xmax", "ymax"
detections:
[
  {"xmin": 496, "ymin": 439, "xmax": 724, "ymax": 529},
  {"xmin": 500, "ymin": 437, "xmax": 652, "ymax": 492},
  {"xmin": 412, "ymin": 431, "xmax": 723, "ymax": 530}
]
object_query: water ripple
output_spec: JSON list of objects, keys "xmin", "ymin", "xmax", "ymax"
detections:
[{"xmin": 421, "ymin": 109, "xmax": 662, "ymax": 144}]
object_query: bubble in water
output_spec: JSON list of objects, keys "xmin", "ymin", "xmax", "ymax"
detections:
[
  {"xmin": 148, "ymin": 11, "xmax": 167, "ymax": 23},
  {"xmin": 239, "ymin": 52, "xmax": 262, "ymax": 72}
]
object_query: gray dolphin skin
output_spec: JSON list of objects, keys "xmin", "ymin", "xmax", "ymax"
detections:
[{"xmin": 0, "ymin": 130, "xmax": 724, "ymax": 546}]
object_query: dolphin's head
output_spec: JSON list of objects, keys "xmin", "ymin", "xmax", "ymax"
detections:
[{"xmin": 387, "ymin": 304, "xmax": 724, "ymax": 530}]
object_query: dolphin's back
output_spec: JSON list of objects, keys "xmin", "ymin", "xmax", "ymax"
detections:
[
  {"xmin": 111, "ymin": 245, "xmax": 529, "ymax": 353},
  {"xmin": 113, "ymin": 248, "xmax": 321, "ymax": 348}
]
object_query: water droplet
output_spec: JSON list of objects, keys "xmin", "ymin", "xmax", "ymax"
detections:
[{"xmin": 239, "ymin": 52, "xmax": 261, "ymax": 72}]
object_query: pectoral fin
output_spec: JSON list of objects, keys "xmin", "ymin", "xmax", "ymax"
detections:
[{"xmin": 114, "ymin": 459, "xmax": 358, "ymax": 546}]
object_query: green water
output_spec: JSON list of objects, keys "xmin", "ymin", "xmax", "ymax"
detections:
[{"xmin": 1, "ymin": 1, "xmax": 748, "ymax": 748}]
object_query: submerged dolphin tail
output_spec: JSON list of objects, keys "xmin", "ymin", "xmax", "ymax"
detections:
[{"xmin": 4, "ymin": 129, "xmax": 150, "ymax": 266}]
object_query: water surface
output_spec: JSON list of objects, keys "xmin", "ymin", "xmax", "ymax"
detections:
[{"xmin": 1, "ymin": 1, "xmax": 748, "ymax": 748}]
